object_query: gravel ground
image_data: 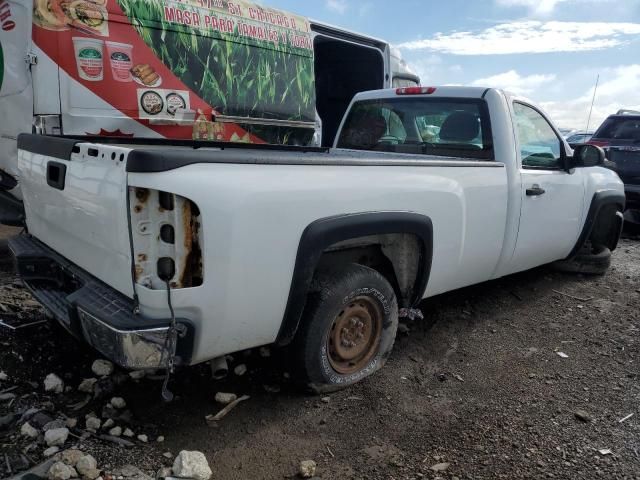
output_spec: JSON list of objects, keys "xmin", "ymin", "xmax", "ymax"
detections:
[{"xmin": 0, "ymin": 234, "xmax": 639, "ymax": 480}]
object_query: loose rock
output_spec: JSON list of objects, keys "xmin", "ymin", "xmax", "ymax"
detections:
[
  {"xmin": 575, "ymin": 410, "xmax": 593, "ymax": 423},
  {"xmin": 76, "ymin": 454, "xmax": 98, "ymax": 478},
  {"xmin": 214, "ymin": 392, "xmax": 238, "ymax": 405},
  {"xmin": 60, "ymin": 449, "xmax": 84, "ymax": 466},
  {"xmin": 0, "ymin": 371, "xmax": 7, "ymax": 381},
  {"xmin": 299, "ymin": 460, "xmax": 317, "ymax": 478},
  {"xmin": 44, "ymin": 419, "xmax": 67, "ymax": 432},
  {"xmin": 44, "ymin": 446, "xmax": 60, "ymax": 457},
  {"xmin": 123, "ymin": 428, "xmax": 135, "ymax": 438},
  {"xmin": 156, "ymin": 436, "xmax": 165, "ymax": 443},
  {"xmin": 109, "ymin": 426, "xmax": 122, "ymax": 437},
  {"xmin": 102, "ymin": 419, "xmax": 115, "ymax": 430},
  {"xmin": 172, "ymin": 451, "xmax": 213, "ymax": 480},
  {"xmin": 66, "ymin": 418, "xmax": 78, "ymax": 429},
  {"xmin": 86, "ymin": 417, "xmax": 101, "ymax": 431},
  {"xmin": 45, "ymin": 427, "xmax": 70, "ymax": 447},
  {"xmin": 129, "ymin": 371, "xmax": 146, "ymax": 381},
  {"xmin": 78, "ymin": 378, "xmax": 98, "ymax": 393},
  {"xmin": 234, "ymin": 364, "xmax": 247, "ymax": 376},
  {"xmin": 21, "ymin": 422, "xmax": 39, "ymax": 438},
  {"xmin": 111, "ymin": 397, "xmax": 126, "ymax": 409},
  {"xmin": 431, "ymin": 462, "xmax": 451, "ymax": 472},
  {"xmin": 137, "ymin": 434, "xmax": 148, "ymax": 443},
  {"xmin": 48, "ymin": 462, "xmax": 77, "ymax": 480},
  {"xmin": 44, "ymin": 374, "xmax": 65, "ymax": 394},
  {"xmin": 91, "ymin": 359, "xmax": 114, "ymax": 377}
]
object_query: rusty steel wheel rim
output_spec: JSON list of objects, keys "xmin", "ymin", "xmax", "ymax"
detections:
[{"xmin": 327, "ymin": 296, "xmax": 383, "ymax": 375}]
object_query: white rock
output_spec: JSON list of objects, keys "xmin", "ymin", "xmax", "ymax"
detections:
[
  {"xmin": 123, "ymin": 428, "xmax": 135, "ymax": 438},
  {"xmin": 60, "ymin": 448, "xmax": 84, "ymax": 467},
  {"xmin": 214, "ymin": 392, "xmax": 238, "ymax": 405},
  {"xmin": 91, "ymin": 359, "xmax": 114, "ymax": 377},
  {"xmin": 172, "ymin": 451, "xmax": 213, "ymax": 480},
  {"xmin": 76, "ymin": 454, "xmax": 98, "ymax": 478},
  {"xmin": 299, "ymin": 460, "xmax": 317, "ymax": 478},
  {"xmin": 156, "ymin": 436, "xmax": 165, "ymax": 443},
  {"xmin": 65, "ymin": 418, "xmax": 78, "ymax": 429},
  {"xmin": 109, "ymin": 426, "xmax": 122, "ymax": 437},
  {"xmin": 110, "ymin": 397, "xmax": 126, "ymax": 409},
  {"xmin": 137, "ymin": 434, "xmax": 148, "ymax": 443},
  {"xmin": 129, "ymin": 370, "xmax": 146, "ymax": 381},
  {"xmin": 0, "ymin": 371, "xmax": 7, "ymax": 381},
  {"xmin": 78, "ymin": 378, "xmax": 98, "ymax": 393},
  {"xmin": 102, "ymin": 419, "xmax": 114, "ymax": 430},
  {"xmin": 233, "ymin": 364, "xmax": 247, "ymax": 376},
  {"xmin": 430, "ymin": 462, "xmax": 451, "ymax": 472},
  {"xmin": 45, "ymin": 428, "xmax": 69, "ymax": 447},
  {"xmin": 21, "ymin": 422, "xmax": 39, "ymax": 438},
  {"xmin": 44, "ymin": 446, "xmax": 60, "ymax": 457},
  {"xmin": 44, "ymin": 374, "xmax": 65, "ymax": 394},
  {"xmin": 48, "ymin": 462, "xmax": 76, "ymax": 480},
  {"xmin": 86, "ymin": 417, "xmax": 101, "ymax": 431},
  {"xmin": 60, "ymin": 449, "xmax": 83, "ymax": 466}
]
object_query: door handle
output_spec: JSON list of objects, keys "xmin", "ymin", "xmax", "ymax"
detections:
[{"xmin": 526, "ymin": 185, "xmax": 546, "ymax": 196}]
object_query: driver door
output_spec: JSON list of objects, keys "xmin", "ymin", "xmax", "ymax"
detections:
[{"xmin": 510, "ymin": 102, "xmax": 585, "ymax": 272}]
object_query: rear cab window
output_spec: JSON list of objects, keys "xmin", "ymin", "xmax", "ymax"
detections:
[
  {"xmin": 594, "ymin": 117, "xmax": 640, "ymax": 141},
  {"xmin": 336, "ymin": 97, "xmax": 494, "ymax": 160}
]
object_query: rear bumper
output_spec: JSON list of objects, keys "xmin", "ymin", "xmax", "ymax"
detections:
[{"xmin": 9, "ymin": 235, "xmax": 193, "ymax": 369}]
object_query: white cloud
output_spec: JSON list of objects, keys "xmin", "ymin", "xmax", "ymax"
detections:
[
  {"xmin": 471, "ymin": 70, "xmax": 556, "ymax": 95},
  {"xmin": 398, "ymin": 21, "xmax": 640, "ymax": 55},
  {"xmin": 496, "ymin": 0, "xmax": 618, "ymax": 15},
  {"xmin": 496, "ymin": 0, "xmax": 570, "ymax": 14},
  {"xmin": 541, "ymin": 65, "xmax": 640, "ymax": 129},
  {"xmin": 326, "ymin": 0, "xmax": 348, "ymax": 14}
]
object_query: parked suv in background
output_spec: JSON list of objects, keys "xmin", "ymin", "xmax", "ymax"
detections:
[{"xmin": 590, "ymin": 110, "xmax": 640, "ymax": 228}]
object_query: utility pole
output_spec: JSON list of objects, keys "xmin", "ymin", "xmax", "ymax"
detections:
[{"xmin": 586, "ymin": 74, "xmax": 600, "ymax": 132}]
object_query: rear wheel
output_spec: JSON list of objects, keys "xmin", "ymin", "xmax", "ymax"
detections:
[
  {"xmin": 552, "ymin": 243, "xmax": 611, "ymax": 275},
  {"xmin": 291, "ymin": 264, "xmax": 398, "ymax": 393}
]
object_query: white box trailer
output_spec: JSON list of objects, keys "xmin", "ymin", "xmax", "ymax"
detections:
[{"xmin": 0, "ymin": 0, "xmax": 418, "ymax": 224}]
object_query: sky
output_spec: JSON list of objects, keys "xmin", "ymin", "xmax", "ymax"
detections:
[{"xmin": 264, "ymin": 0, "xmax": 640, "ymax": 131}]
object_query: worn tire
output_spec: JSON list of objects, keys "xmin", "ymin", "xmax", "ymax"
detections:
[
  {"xmin": 552, "ymin": 245, "xmax": 612, "ymax": 275},
  {"xmin": 291, "ymin": 263, "xmax": 398, "ymax": 393}
]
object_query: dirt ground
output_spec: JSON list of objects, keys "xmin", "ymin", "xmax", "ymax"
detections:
[{"xmin": 1, "ymin": 232, "xmax": 639, "ymax": 480}]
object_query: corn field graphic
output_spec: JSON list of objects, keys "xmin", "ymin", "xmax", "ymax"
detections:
[{"xmin": 117, "ymin": 0, "xmax": 316, "ymax": 126}]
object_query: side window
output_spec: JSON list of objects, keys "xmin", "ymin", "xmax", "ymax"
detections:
[{"xmin": 513, "ymin": 103, "xmax": 562, "ymax": 168}]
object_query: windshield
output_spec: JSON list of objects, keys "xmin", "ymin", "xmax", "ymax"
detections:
[
  {"xmin": 594, "ymin": 117, "xmax": 640, "ymax": 141},
  {"xmin": 336, "ymin": 98, "xmax": 493, "ymax": 160}
]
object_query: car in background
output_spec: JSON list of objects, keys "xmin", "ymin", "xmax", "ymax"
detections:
[
  {"xmin": 590, "ymin": 110, "xmax": 640, "ymax": 229},
  {"xmin": 566, "ymin": 131, "xmax": 594, "ymax": 148},
  {"xmin": 559, "ymin": 128, "xmax": 576, "ymax": 138}
]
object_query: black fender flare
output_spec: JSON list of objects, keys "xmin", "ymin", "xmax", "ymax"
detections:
[
  {"xmin": 567, "ymin": 190, "xmax": 625, "ymax": 259},
  {"xmin": 276, "ymin": 212, "xmax": 433, "ymax": 346}
]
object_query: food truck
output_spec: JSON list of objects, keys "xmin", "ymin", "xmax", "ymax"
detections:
[{"xmin": 0, "ymin": 0, "xmax": 417, "ymax": 223}]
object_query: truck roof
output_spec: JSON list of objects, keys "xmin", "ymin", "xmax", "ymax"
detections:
[{"xmin": 353, "ymin": 86, "xmax": 494, "ymax": 101}]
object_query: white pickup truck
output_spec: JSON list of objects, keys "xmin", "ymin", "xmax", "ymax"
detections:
[{"xmin": 10, "ymin": 86, "xmax": 625, "ymax": 394}]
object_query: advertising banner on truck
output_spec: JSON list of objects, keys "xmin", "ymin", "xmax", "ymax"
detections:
[{"xmin": 29, "ymin": 0, "xmax": 316, "ymax": 144}]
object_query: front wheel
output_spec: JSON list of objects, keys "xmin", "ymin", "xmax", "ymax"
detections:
[
  {"xmin": 552, "ymin": 243, "xmax": 612, "ymax": 275},
  {"xmin": 291, "ymin": 264, "xmax": 398, "ymax": 393}
]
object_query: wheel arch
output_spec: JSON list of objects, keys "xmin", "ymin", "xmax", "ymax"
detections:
[
  {"xmin": 276, "ymin": 212, "xmax": 433, "ymax": 346},
  {"xmin": 567, "ymin": 190, "xmax": 625, "ymax": 259}
]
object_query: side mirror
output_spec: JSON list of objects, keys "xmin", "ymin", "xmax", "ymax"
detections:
[{"xmin": 572, "ymin": 144, "xmax": 606, "ymax": 168}]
